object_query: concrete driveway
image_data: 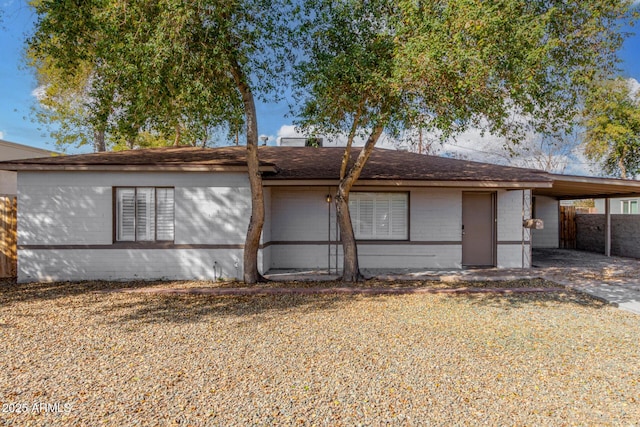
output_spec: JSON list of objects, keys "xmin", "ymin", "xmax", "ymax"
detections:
[{"xmin": 532, "ymin": 248, "xmax": 640, "ymax": 315}]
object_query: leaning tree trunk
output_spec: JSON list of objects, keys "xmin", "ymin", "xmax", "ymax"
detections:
[
  {"xmin": 231, "ymin": 60, "xmax": 265, "ymax": 284},
  {"xmin": 618, "ymin": 156, "xmax": 627, "ymax": 179},
  {"xmin": 335, "ymin": 184, "xmax": 362, "ymax": 282},
  {"xmin": 336, "ymin": 124, "xmax": 385, "ymax": 282}
]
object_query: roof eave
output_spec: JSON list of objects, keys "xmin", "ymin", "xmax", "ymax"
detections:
[
  {"xmin": 262, "ymin": 179, "xmax": 553, "ymax": 188},
  {"xmin": 0, "ymin": 165, "xmax": 277, "ymax": 173}
]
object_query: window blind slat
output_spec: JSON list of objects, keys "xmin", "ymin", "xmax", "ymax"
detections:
[
  {"xmin": 375, "ymin": 198, "xmax": 390, "ymax": 236},
  {"xmin": 359, "ymin": 198, "xmax": 374, "ymax": 236},
  {"xmin": 156, "ymin": 188, "xmax": 175, "ymax": 241},
  {"xmin": 391, "ymin": 196, "xmax": 408, "ymax": 239},
  {"xmin": 117, "ymin": 188, "xmax": 136, "ymax": 241},
  {"xmin": 136, "ymin": 188, "xmax": 155, "ymax": 241}
]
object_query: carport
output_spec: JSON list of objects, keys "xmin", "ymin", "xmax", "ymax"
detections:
[{"xmin": 533, "ymin": 174, "xmax": 640, "ymax": 256}]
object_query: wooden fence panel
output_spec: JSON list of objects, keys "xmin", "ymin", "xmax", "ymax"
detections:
[
  {"xmin": 560, "ymin": 205, "xmax": 576, "ymax": 249},
  {"xmin": 0, "ymin": 196, "xmax": 17, "ymax": 278}
]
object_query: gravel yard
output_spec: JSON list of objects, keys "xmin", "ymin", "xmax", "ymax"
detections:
[{"xmin": 1, "ymin": 279, "xmax": 639, "ymax": 426}]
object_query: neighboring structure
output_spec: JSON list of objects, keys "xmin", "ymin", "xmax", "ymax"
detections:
[
  {"xmin": 594, "ymin": 198, "xmax": 639, "ymax": 214},
  {"xmin": 0, "ymin": 140, "xmax": 56, "ymax": 278},
  {"xmin": 0, "ymin": 139, "xmax": 56, "ymax": 195},
  {"xmin": 2, "ymin": 146, "xmax": 640, "ymax": 283}
]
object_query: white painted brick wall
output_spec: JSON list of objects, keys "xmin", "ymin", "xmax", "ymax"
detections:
[
  {"xmin": 358, "ymin": 245, "xmax": 461, "ymax": 269},
  {"xmin": 18, "ymin": 183, "xmax": 113, "ymax": 245},
  {"xmin": 17, "ymin": 171, "xmax": 254, "ymax": 282},
  {"xmin": 410, "ymin": 189, "xmax": 462, "ymax": 241},
  {"xmin": 495, "ymin": 190, "xmax": 530, "ymax": 268},
  {"xmin": 269, "ymin": 187, "xmax": 464, "ymax": 270},
  {"xmin": 261, "ymin": 188, "xmax": 272, "ymax": 273},
  {"xmin": 17, "ymin": 171, "xmax": 536, "ymax": 279},
  {"xmin": 532, "ymin": 196, "xmax": 559, "ymax": 248},
  {"xmin": 269, "ymin": 243, "xmax": 462, "ymax": 270},
  {"xmin": 497, "ymin": 190, "xmax": 524, "ymax": 242},
  {"xmin": 270, "ymin": 244, "xmax": 329, "ymax": 269},
  {"xmin": 177, "ymin": 187, "xmax": 250, "ymax": 244},
  {"xmin": 18, "ymin": 171, "xmax": 251, "ymax": 246},
  {"xmin": 271, "ymin": 188, "xmax": 330, "ymax": 241},
  {"xmin": 18, "ymin": 248, "xmax": 244, "ymax": 282},
  {"xmin": 497, "ymin": 244, "xmax": 530, "ymax": 268},
  {"xmin": 262, "ymin": 187, "xmax": 272, "ymax": 243}
]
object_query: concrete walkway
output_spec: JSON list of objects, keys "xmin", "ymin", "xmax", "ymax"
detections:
[{"xmin": 265, "ymin": 249, "xmax": 640, "ymax": 315}]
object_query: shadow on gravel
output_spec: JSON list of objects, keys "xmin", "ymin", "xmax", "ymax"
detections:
[
  {"xmin": 0, "ymin": 278, "xmax": 175, "ymax": 305},
  {"xmin": 96, "ymin": 290, "xmax": 609, "ymax": 327},
  {"xmin": 460, "ymin": 289, "xmax": 608, "ymax": 310},
  {"xmin": 2, "ymin": 277, "xmax": 609, "ymax": 328},
  {"xmin": 97, "ymin": 293, "xmax": 353, "ymax": 326}
]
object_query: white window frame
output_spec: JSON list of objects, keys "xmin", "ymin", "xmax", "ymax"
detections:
[
  {"xmin": 116, "ymin": 187, "xmax": 175, "ymax": 242},
  {"xmin": 349, "ymin": 192, "xmax": 408, "ymax": 240},
  {"xmin": 621, "ymin": 200, "xmax": 639, "ymax": 214}
]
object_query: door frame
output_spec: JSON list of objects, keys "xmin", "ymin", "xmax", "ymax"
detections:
[{"xmin": 461, "ymin": 191, "xmax": 497, "ymax": 268}]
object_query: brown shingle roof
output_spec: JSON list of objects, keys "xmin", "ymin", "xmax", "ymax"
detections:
[
  {"xmin": 258, "ymin": 147, "xmax": 551, "ymax": 182},
  {"xmin": 0, "ymin": 145, "xmax": 552, "ymax": 183}
]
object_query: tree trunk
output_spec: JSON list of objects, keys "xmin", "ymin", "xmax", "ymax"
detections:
[
  {"xmin": 336, "ymin": 183, "xmax": 362, "ymax": 282},
  {"xmin": 93, "ymin": 129, "xmax": 106, "ymax": 152},
  {"xmin": 173, "ymin": 124, "xmax": 181, "ymax": 147},
  {"xmin": 231, "ymin": 61, "xmax": 265, "ymax": 284},
  {"xmin": 618, "ymin": 156, "xmax": 627, "ymax": 179},
  {"xmin": 336, "ymin": 124, "xmax": 385, "ymax": 282}
]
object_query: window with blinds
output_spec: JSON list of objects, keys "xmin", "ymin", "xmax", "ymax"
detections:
[
  {"xmin": 349, "ymin": 192, "xmax": 408, "ymax": 240},
  {"xmin": 116, "ymin": 187, "xmax": 175, "ymax": 242}
]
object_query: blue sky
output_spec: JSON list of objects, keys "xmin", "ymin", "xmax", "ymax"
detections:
[{"xmin": 1, "ymin": 1, "xmax": 639, "ymax": 156}]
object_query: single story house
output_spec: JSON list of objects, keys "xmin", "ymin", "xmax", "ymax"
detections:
[{"xmin": 2, "ymin": 146, "xmax": 640, "ymax": 283}]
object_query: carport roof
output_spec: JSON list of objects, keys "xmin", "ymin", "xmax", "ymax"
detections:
[{"xmin": 534, "ymin": 174, "xmax": 640, "ymax": 200}]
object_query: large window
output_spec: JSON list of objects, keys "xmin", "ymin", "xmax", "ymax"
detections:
[
  {"xmin": 621, "ymin": 200, "xmax": 639, "ymax": 214},
  {"xmin": 116, "ymin": 187, "xmax": 175, "ymax": 242},
  {"xmin": 349, "ymin": 192, "xmax": 408, "ymax": 240}
]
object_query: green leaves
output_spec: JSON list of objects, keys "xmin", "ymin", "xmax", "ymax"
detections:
[
  {"xmin": 27, "ymin": 0, "xmax": 294, "ymax": 150},
  {"xmin": 295, "ymin": 0, "xmax": 635, "ymax": 145},
  {"xmin": 583, "ymin": 77, "xmax": 640, "ymax": 178}
]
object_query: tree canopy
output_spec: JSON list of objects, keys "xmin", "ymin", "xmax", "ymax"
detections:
[
  {"xmin": 294, "ymin": 0, "xmax": 636, "ymax": 280},
  {"xmin": 582, "ymin": 77, "xmax": 640, "ymax": 178},
  {"xmin": 27, "ymin": 0, "xmax": 277, "ymax": 150}
]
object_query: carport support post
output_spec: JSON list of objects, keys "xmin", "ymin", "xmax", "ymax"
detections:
[{"xmin": 605, "ymin": 198, "xmax": 611, "ymax": 257}]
